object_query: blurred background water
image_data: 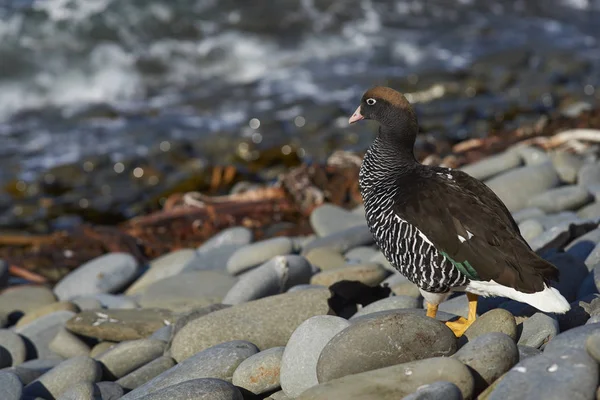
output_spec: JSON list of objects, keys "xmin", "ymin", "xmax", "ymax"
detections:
[{"xmin": 1, "ymin": 0, "xmax": 600, "ymax": 231}]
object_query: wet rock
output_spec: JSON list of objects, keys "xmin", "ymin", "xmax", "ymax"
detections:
[
  {"xmin": 53, "ymin": 253, "xmax": 138, "ymax": 301},
  {"xmin": 0, "ymin": 329, "xmax": 26, "ymax": 366},
  {"xmin": 453, "ymin": 332, "xmax": 518, "ymax": 391},
  {"xmin": 137, "ymin": 270, "xmax": 237, "ymax": 312},
  {"xmin": 310, "ymin": 204, "xmax": 367, "ymax": 237},
  {"xmin": 310, "ymin": 263, "xmax": 389, "ymax": 287},
  {"xmin": 485, "ymin": 163, "xmax": 560, "ymax": 212},
  {"xmin": 550, "ymin": 151, "xmax": 584, "ymax": 183},
  {"xmin": 22, "ymin": 356, "xmax": 102, "ymax": 400},
  {"xmin": 460, "ymin": 151, "xmax": 522, "ymax": 180},
  {"xmin": 351, "ymin": 296, "xmax": 421, "ymax": 319},
  {"xmin": 66, "ymin": 308, "xmax": 175, "ymax": 341},
  {"xmin": 96, "ymin": 338, "xmax": 165, "ymax": 379},
  {"xmin": 518, "ymin": 313, "xmax": 559, "ymax": 348},
  {"xmin": 15, "ymin": 310, "xmax": 76, "ymax": 359},
  {"xmin": 116, "ymin": 355, "xmax": 176, "ymax": 391},
  {"xmin": 0, "ymin": 286, "xmax": 56, "ymax": 323},
  {"xmin": 125, "ymin": 249, "xmax": 197, "ymax": 295},
  {"xmin": 16, "ymin": 301, "xmax": 80, "ymax": 328},
  {"xmin": 0, "ymin": 371, "xmax": 22, "ymax": 400},
  {"xmin": 464, "ymin": 309, "xmax": 517, "ymax": 342},
  {"xmin": 122, "ymin": 341, "xmax": 257, "ymax": 399},
  {"xmin": 401, "ymin": 381, "xmax": 463, "ymax": 400},
  {"xmin": 280, "ymin": 316, "xmax": 350, "ymax": 398},
  {"xmin": 297, "ymin": 357, "xmax": 473, "ymax": 400},
  {"xmin": 170, "ymin": 289, "xmax": 331, "ymax": 362},
  {"xmin": 232, "ymin": 346, "xmax": 284, "ymax": 394},
  {"xmin": 49, "ymin": 327, "xmax": 91, "ymax": 358},
  {"xmin": 304, "ymin": 248, "xmax": 346, "ymax": 270},
  {"xmin": 316, "ymin": 311, "xmax": 457, "ymax": 382},
  {"xmin": 127, "ymin": 378, "xmax": 243, "ymax": 400},
  {"xmin": 527, "ymin": 185, "xmax": 591, "ymax": 213},
  {"xmin": 223, "ymin": 255, "xmax": 313, "ymax": 304},
  {"xmin": 487, "ymin": 348, "xmax": 597, "ymax": 400},
  {"xmin": 227, "ymin": 238, "xmax": 294, "ymax": 275}
]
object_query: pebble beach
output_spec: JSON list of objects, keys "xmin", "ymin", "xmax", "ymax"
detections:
[{"xmin": 2, "ymin": 125, "xmax": 600, "ymax": 399}]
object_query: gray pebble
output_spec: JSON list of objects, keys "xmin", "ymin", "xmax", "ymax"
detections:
[
  {"xmin": 585, "ymin": 333, "xmax": 600, "ymax": 362},
  {"xmin": 122, "ymin": 341, "xmax": 257, "ymax": 399},
  {"xmin": 460, "ymin": 150, "xmax": 522, "ymax": 180},
  {"xmin": 0, "ymin": 329, "xmax": 26, "ymax": 366},
  {"xmin": 401, "ymin": 381, "xmax": 463, "ymax": 400},
  {"xmin": 514, "ymin": 145, "xmax": 550, "ymax": 166},
  {"xmin": 536, "ymin": 211, "xmax": 583, "ymax": 230},
  {"xmin": 0, "ymin": 371, "xmax": 22, "ymax": 400},
  {"xmin": 233, "ymin": 346, "xmax": 284, "ymax": 394},
  {"xmin": 527, "ymin": 185, "xmax": 591, "ymax": 213},
  {"xmin": 91, "ymin": 294, "xmax": 139, "ymax": 309},
  {"xmin": 304, "ymin": 247, "xmax": 346, "ymax": 270},
  {"xmin": 53, "ymin": 253, "xmax": 138, "ymax": 301},
  {"xmin": 310, "ymin": 204, "xmax": 367, "ymax": 237},
  {"xmin": 518, "ymin": 345, "xmax": 542, "ymax": 360},
  {"xmin": 550, "ymin": 151, "xmax": 585, "ymax": 183},
  {"xmin": 512, "ymin": 207, "xmax": 545, "ymax": 223},
  {"xmin": 317, "ymin": 311, "xmax": 457, "ymax": 382},
  {"xmin": 382, "ymin": 273, "xmax": 421, "ymax": 298},
  {"xmin": 96, "ymin": 381, "xmax": 124, "ymax": 400},
  {"xmin": 223, "ymin": 255, "xmax": 313, "ymax": 304},
  {"xmin": 6, "ymin": 358, "xmax": 62, "ymax": 384},
  {"xmin": 56, "ymin": 382, "xmax": 101, "ymax": 400},
  {"xmin": 126, "ymin": 249, "xmax": 197, "ymax": 295},
  {"xmin": 72, "ymin": 296, "xmax": 103, "ymax": 311},
  {"xmin": 485, "ymin": 163, "xmax": 560, "ymax": 212},
  {"xmin": 298, "ymin": 357, "xmax": 474, "ymax": 400},
  {"xmin": 310, "ymin": 262, "xmax": 390, "ymax": 287},
  {"xmin": 49, "ymin": 327, "xmax": 91, "ymax": 358},
  {"xmin": 488, "ymin": 348, "xmax": 598, "ymax": 400},
  {"xmin": 438, "ymin": 294, "xmax": 471, "ymax": 319},
  {"xmin": 96, "ymin": 338, "xmax": 165, "ymax": 379},
  {"xmin": 577, "ymin": 202, "xmax": 600, "ymax": 220},
  {"xmin": 464, "ymin": 309, "xmax": 517, "ymax": 342},
  {"xmin": 227, "ymin": 238, "xmax": 294, "ymax": 275},
  {"xmin": 15, "ymin": 310, "xmax": 76, "ymax": 359},
  {"xmin": 0, "ymin": 286, "xmax": 57, "ymax": 323},
  {"xmin": 518, "ymin": 313, "xmax": 559, "ymax": 348},
  {"xmin": 351, "ymin": 296, "xmax": 421, "ymax": 319},
  {"xmin": 287, "ymin": 284, "xmax": 326, "ymax": 292},
  {"xmin": 344, "ymin": 246, "xmax": 379, "ymax": 264},
  {"xmin": 519, "ymin": 219, "xmax": 545, "ymax": 244},
  {"xmin": 578, "ymin": 162, "xmax": 600, "ymax": 189},
  {"xmin": 150, "ymin": 325, "xmax": 172, "ymax": 342},
  {"xmin": 453, "ymin": 332, "xmax": 518, "ymax": 391},
  {"xmin": 280, "ymin": 316, "xmax": 350, "ymax": 398},
  {"xmin": 370, "ymin": 250, "xmax": 396, "ymax": 272},
  {"xmin": 116, "ymin": 356, "xmax": 176, "ymax": 391},
  {"xmin": 301, "ymin": 225, "xmax": 374, "ymax": 254},
  {"xmin": 130, "ymin": 378, "xmax": 243, "ymax": 400},
  {"xmin": 544, "ymin": 323, "xmax": 600, "ymax": 356},
  {"xmin": 197, "ymin": 227, "xmax": 252, "ymax": 252},
  {"xmin": 22, "ymin": 356, "xmax": 102, "ymax": 399}
]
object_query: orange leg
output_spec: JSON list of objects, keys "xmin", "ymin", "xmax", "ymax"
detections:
[
  {"xmin": 445, "ymin": 292, "xmax": 478, "ymax": 337},
  {"xmin": 426, "ymin": 302, "xmax": 439, "ymax": 318}
]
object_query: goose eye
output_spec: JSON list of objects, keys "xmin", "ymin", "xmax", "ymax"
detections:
[{"xmin": 366, "ymin": 98, "xmax": 376, "ymax": 106}]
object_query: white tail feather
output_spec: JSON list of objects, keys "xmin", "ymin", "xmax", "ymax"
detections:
[{"xmin": 465, "ymin": 280, "xmax": 571, "ymax": 314}]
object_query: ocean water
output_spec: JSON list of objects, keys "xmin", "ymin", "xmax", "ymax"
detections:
[{"xmin": 0, "ymin": 0, "xmax": 600, "ymax": 183}]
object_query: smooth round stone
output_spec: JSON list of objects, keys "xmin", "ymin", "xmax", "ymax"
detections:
[
  {"xmin": 280, "ymin": 316, "xmax": 350, "ymax": 398},
  {"xmin": 137, "ymin": 270, "xmax": 237, "ymax": 312},
  {"xmin": 544, "ymin": 323, "xmax": 600, "ymax": 356},
  {"xmin": 66, "ymin": 308, "xmax": 175, "ymax": 341},
  {"xmin": 89, "ymin": 294, "xmax": 139, "ymax": 309},
  {"xmin": 301, "ymin": 225, "xmax": 373, "ymax": 254},
  {"xmin": 518, "ymin": 313, "xmax": 559, "ymax": 348},
  {"xmin": 464, "ymin": 309, "xmax": 517, "ymax": 342},
  {"xmin": 383, "ymin": 274, "xmax": 421, "ymax": 297},
  {"xmin": 116, "ymin": 356, "xmax": 176, "ymax": 391},
  {"xmin": 22, "ymin": 356, "xmax": 102, "ymax": 399},
  {"xmin": 130, "ymin": 378, "xmax": 243, "ymax": 400},
  {"xmin": 513, "ymin": 145, "xmax": 550, "ymax": 166},
  {"xmin": 550, "ymin": 151, "xmax": 584, "ymax": 183},
  {"xmin": 310, "ymin": 204, "xmax": 367, "ymax": 237},
  {"xmin": 369, "ymin": 250, "xmax": 395, "ymax": 271},
  {"xmin": 453, "ymin": 332, "xmax": 518, "ymax": 391},
  {"xmin": 488, "ymin": 349, "xmax": 598, "ymax": 400},
  {"xmin": 485, "ymin": 163, "xmax": 560, "ymax": 212},
  {"xmin": 0, "ymin": 371, "xmax": 23, "ymax": 400},
  {"xmin": 401, "ymin": 381, "xmax": 463, "ymax": 400},
  {"xmin": 0, "ymin": 286, "xmax": 57, "ymax": 322},
  {"xmin": 53, "ymin": 253, "xmax": 138, "ymax": 301},
  {"xmin": 578, "ymin": 163, "xmax": 600, "ymax": 188},
  {"xmin": 304, "ymin": 248, "xmax": 346, "ymax": 271},
  {"xmin": 287, "ymin": 284, "xmax": 326, "ymax": 292},
  {"xmin": 90, "ymin": 341, "xmax": 117, "ymax": 358},
  {"xmin": 56, "ymin": 381, "xmax": 100, "ymax": 400},
  {"xmin": 15, "ymin": 310, "xmax": 76, "ymax": 359},
  {"xmin": 122, "ymin": 341, "xmax": 258, "ymax": 399},
  {"xmin": 0, "ymin": 260, "xmax": 8, "ymax": 290},
  {"xmin": 298, "ymin": 357, "xmax": 474, "ymax": 400},
  {"xmin": 268, "ymin": 390, "xmax": 290, "ymax": 399},
  {"xmin": 310, "ymin": 263, "xmax": 389, "ymax": 287},
  {"xmin": 126, "ymin": 249, "xmax": 197, "ymax": 295},
  {"xmin": 186, "ymin": 227, "xmax": 253, "ymax": 273},
  {"xmin": 0, "ymin": 329, "xmax": 26, "ymax": 366},
  {"xmin": 344, "ymin": 246, "xmax": 379, "ymax": 264},
  {"xmin": 535, "ymin": 211, "xmax": 583, "ymax": 230},
  {"xmin": 49, "ymin": 327, "xmax": 91, "ymax": 358},
  {"xmin": 72, "ymin": 296, "xmax": 103, "ymax": 310},
  {"xmin": 150, "ymin": 325, "xmax": 172, "ymax": 342},
  {"xmin": 585, "ymin": 333, "xmax": 600, "ymax": 362},
  {"xmin": 519, "ymin": 219, "xmax": 545, "ymax": 243},
  {"xmin": 223, "ymin": 255, "xmax": 313, "ymax": 305},
  {"xmin": 16, "ymin": 301, "xmax": 80, "ymax": 328},
  {"xmin": 351, "ymin": 296, "xmax": 421, "ymax": 319},
  {"xmin": 96, "ymin": 338, "xmax": 165, "ymax": 379},
  {"xmin": 460, "ymin": 150, "xmax": 522, "ymax": 180},
  {"xmin": 578, "ymin": 202, "xmax": 600, "ymax": 220},
  {"xmin": 170, "ymin": 289, "xmax": 331, "ymax": 362},
  {"xmin": 317, "ymin": 311, "xmax": 457, "ymax": 382},
  {"xmin": 518, "ymin": 345, "xmax": 542, "ymax": 360},
  {"xmin": 512, "ymin": 207, "xmax": 545, "ymax": 223},
  {"xmin": 96, "ymin": 381, "xmax": 124, "ymax": 400},
  {"xmin": 227, "ymin": 238, "xmax": 294, "ymax": 275},
  {"xmin": 197, "ymin": 227, "xmax": 253, "ymax": 252},
  {"xmin": 233, "ymin": 346, "xmax": 284, "ymax": 394},
  {"xmin": 527, "ymin": 185, "xmax": 591, "ymax": 213},
  {"xmin": 6, "ymin": 358, "xmax": 62, "ymax": 385}
]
